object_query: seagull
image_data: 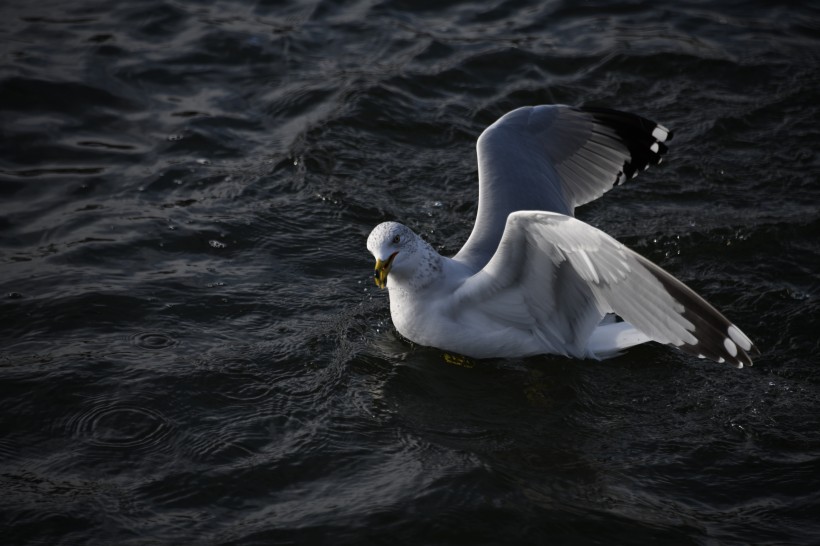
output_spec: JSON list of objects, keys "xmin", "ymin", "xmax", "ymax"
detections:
[{"xmin": 366, "ymin": 105, "xmax": 759, "ymax": 368}]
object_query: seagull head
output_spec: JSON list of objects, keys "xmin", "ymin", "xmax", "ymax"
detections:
[{"xmin": 366, "ymin": 221, "xmax": 426, "ymax": 289}]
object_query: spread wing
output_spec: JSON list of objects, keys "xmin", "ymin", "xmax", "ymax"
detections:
[
  {"xmin": 453, "ymin": 211, "xmax": 759, "ymax": 368},
  {"xmin": 454, "ymin": 105, "xmax": 672, "ymax": 270}
]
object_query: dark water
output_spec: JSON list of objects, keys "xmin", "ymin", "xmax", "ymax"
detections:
[{"xmin": 2, "ymin": 0, "xmax": 819, "ymax": 544}]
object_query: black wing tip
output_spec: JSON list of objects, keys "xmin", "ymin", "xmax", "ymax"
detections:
[
  {"xmin": 676, "ymin": 308, "xmax": 759, "ymax": 369},
  {"xmin": 683, "ymin": 324, "xmax": 760, "ymax": 369},
  {"xmin": 642, "ymin": 257, "xmax": 759, "ymax": 369},
  {"xmin": 577, "ymin": 106, "xmax": 673, "ymax": 181}
]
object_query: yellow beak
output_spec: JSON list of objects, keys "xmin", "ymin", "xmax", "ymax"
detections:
[{"xmin": 373, "ymin": 252, "xmax": 398, "ymax": 288}]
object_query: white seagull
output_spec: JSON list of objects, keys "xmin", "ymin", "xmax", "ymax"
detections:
[{"xmin": 366, "ymin": 105, "xmax": 758, "ymax": 368}]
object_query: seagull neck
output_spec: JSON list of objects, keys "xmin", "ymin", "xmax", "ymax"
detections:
[{"xmin": 406, "ymin": 240, "xmax": 444, "ymax": 291}]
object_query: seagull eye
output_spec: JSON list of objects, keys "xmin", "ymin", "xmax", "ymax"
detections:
[{"xmin": 392, "ymin": 235, "xmax": 401, "ymax": 244}]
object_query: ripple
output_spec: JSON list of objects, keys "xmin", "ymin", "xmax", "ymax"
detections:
[
  {"xmin": 214, "ymin": 364, "xmax": 272, "ymax": 402},
  {"xmin": 130, "ymin": 331, "xmax": 179, "ymax": 350},
  {"xmin": 218, "ymin": 378, "xmax": 273, "ymax": 402},
  {"xmin": 193, "ymin": 355, "xmax": 275, "ymax": 401},
  {"xmin": 65, "ymin": 398, "xmax": 173, "ymax": 450},
  {"xmin": 180, "ymin": 423, "xmax": 259, "ymax": 463},
  {"xmin": 218, "ymin": 356, "xmax": 256, "ymax": 373}
]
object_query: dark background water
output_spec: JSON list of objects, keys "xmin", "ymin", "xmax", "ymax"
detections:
[{"xmin": 1, "ymin": 0, "xmax": 819, "ymax": 544}]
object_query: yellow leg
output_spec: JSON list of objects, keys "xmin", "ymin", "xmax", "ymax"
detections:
[{"xmin": 443, "ymin": 353, "xmax": 475, "ymax": 368}]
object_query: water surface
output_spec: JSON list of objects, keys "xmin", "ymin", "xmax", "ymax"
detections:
[{"xmin": 1, "ymin": 0, "xmax": 819, "ymax": 544}]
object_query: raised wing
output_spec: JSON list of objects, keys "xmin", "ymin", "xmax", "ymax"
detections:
[
  {"xmin": 454, "ymin": 211, "xmax": 759, "ymax": 368},
  {"xmin": 454, "ymin": 105, "xmax": 672, "ymax": 270}
]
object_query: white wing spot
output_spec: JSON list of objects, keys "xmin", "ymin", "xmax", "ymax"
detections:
[
  {"xmin": 723, "ymin": 337, "xmax": 738, "ymax": 357},
  {"xmin": 650, "ymin": 142, "xmax": 660, "ymax": 153},
  {"xmin": 652, "ymin": 125, "xmax": 670, "ymax": 141},
  {"xmin": 727, "ymin": 324, "xmax": 753, "ymax": 351}
]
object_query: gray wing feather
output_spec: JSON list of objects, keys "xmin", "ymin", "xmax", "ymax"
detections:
[{"xmin": 454, "ymin": 105, "xmax": 671, "ymax": 270}]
